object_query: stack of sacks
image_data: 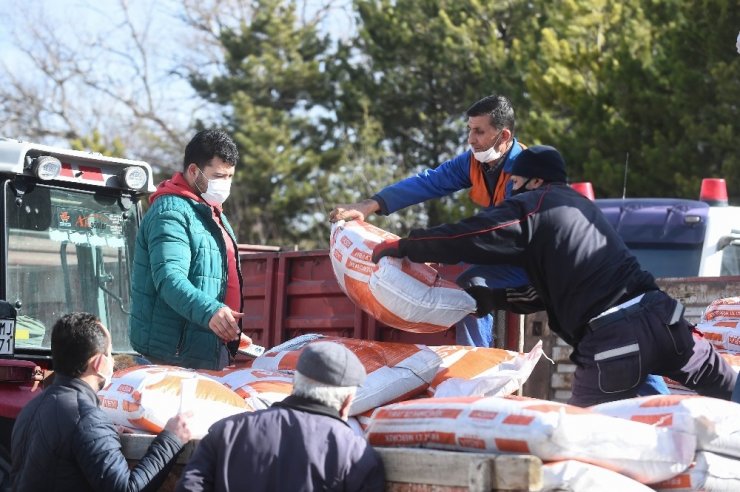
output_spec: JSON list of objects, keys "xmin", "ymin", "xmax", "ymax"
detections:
[
  {"xmin": 591, "ymin": 394, "xmax": 740, "ymax": 491},
  {"xmin": 251, "ymin": 335, "xmax": 443, "ymax": 415},
  {"xmin": 330, "ymin": 220, "xmax": 476, "ymax": 333},
  {"xmin": 426, "ymin": 341, "xmax": 544, "ymax": 398},
  {"xmin": 696, "ymin": 296, "xmax": 740, "ymax": 352},
  {"xmin": 365, "ymin": 395, "xmax": 695, "ymax": 484},
  {"xmin": 348, "ymin": 341, "xmax": 546, "ymax": 433},
  {"xmin": 664, "ymin": 297, "xmax": 740, "ymax": 394},
  {"xmin": 99, "ymin": 366, "xmax": 250, "ymax": 438}
]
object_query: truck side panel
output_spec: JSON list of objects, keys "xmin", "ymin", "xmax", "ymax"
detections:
[{"xmin": 239, "ymin": 250, "xmax": 459, "ymax": 348}]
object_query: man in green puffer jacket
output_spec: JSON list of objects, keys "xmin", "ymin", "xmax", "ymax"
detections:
[{"xmin": 130, "ymin": 129, "xmax": 251, "ymax": 370}]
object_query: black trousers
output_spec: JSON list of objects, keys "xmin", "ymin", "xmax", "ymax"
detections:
[{"xmin": 569, "ymin": 290, "xmax": 737, "ymax": 407}]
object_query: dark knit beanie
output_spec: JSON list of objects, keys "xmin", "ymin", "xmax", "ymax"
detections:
[{"xmin": 510, "ymin": 145, "xmax": 567, "ymax": 183}]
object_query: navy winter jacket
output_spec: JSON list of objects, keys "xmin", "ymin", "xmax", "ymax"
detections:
[
  {"xmin": 176, "ymin": 395, "xmax": 384, "ymax": 492},
  {"xmin": 11, "ymin": 375, "xmax": 183, "ymax": 492}
]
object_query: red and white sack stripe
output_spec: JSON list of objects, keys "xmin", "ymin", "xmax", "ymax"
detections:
[{"xmin": 365, "ymin": 395, "xmax": 695, "ymax": 484}]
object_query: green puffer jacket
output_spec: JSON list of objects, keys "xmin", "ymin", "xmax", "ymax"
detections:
[{"xmin": 129, "ymin": 182, "xmax": 241, "ymax": 370}]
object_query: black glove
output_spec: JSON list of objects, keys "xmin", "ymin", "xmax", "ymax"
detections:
[
  {"xmin": 372, "ymin": 239, "xmax": 403, "ymax": 263},
  {"xmin": 465, "ymin": 284, "xmax": 544, "ymax": 316},
  {"xmin": 465, "ymin": 286, "xmax": 501, "ymax": 317}
]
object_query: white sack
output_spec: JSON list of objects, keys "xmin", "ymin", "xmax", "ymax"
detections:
[{"xmin": 330, "ymin": 220, "xmax": 475, "ymax": 333}]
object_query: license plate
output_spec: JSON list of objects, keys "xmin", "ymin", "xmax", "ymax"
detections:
[{"xmin": 0, "ymin": 319, "xmax": 15, "ymax": 356}]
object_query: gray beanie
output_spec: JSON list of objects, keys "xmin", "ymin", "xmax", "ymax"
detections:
[
  {"xmin": 510, "ymin": 145, "xmax": 567, "ymax": 183},
  {"xmin": 296, "ymin": 342, "xmax": 366, "ymax": 387}
]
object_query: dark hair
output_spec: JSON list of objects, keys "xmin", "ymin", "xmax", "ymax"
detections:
[
  {"xmin": 466, "ymin": 95, "xmax": 516, "ymax": 134},
  {"xmin": 183, "ymin": 129, "xmax": 239, "ymax": 171},
  {"xmin": 51, "ymin": 312, "xmax": 108, "ymax": 378}
]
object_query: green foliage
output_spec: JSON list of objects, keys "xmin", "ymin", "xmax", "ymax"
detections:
[
  {"xmin": 190, "ymin": 0, "xmax": 344, "ymax": 248},
  {"xmin": 338, "ymin": 0, "xmax": 536, "ymax": 227},
  {"xmin": 515, "ymin": 0, "xmax": 740, "ymax": 200},
  {"xmin": 187, "ymin": 0, "xmax": 739, "ymax": 248},
  {"xmin": 69, "ymin": 130, "xmax": 126, "ymax": 157}
]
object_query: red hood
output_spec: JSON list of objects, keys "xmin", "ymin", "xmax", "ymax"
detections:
[{"xmin": 149, "ymin": 172, "xmax": 221, "ymax": 211}]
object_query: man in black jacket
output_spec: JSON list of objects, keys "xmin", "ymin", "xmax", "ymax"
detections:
[
  {"xmin": 11, "ymin": 312, "xmax": 192, "ymax": 491},
  {"xmin": 373, "ymin": 145, "xmax": 737, "ymax": 407},
  {"xmin": 177, "ymin": 341, "xmax": 384, "ymax": 492}
]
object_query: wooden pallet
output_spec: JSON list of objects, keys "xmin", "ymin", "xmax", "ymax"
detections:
[{"xmin": 121, "ymin": 435, "xmax": 543, "ymax": 492}]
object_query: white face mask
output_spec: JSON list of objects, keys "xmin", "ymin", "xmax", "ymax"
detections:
[
  {"xmin": 472, "ymin": 132, "xmax": 504, "ymax": 163},
  {"xmin": 98, "ymin": 353, "xmax": 113, "ymax": 391},
  {"xmin": 196, "ymin": 168, "xmax": 232, "ymax": 205}
]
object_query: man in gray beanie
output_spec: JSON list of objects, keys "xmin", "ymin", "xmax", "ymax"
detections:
[
  {"xmin": 177, "ymin": 342, "xmax": 384, "ymax": 491},
  {"xmin": 372, "ymin": 145, "xmax": 737, "ymax": 407}
]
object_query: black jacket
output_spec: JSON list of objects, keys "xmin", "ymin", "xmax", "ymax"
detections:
[
  {"xmin": 11, "ymin": 374, "xmax": 183, "ymax": 492},
  {"xmin": 396, "ymin": 183, "xmax": 658, "ymax": 346},
  {"xmin": 176, "ymin": 394, "xmax": 384, "ymax": 492}
]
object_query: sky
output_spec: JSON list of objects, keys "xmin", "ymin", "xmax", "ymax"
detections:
[{"xmin": 0, "ymin": 0, "xmax": 354, "ymax": 150}]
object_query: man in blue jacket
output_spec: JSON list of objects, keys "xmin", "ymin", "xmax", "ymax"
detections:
[
  {"xmin": 177, "ymin": 341, "xmax": 385, "ymax": 492},
  {"xmin": 130, "ymin": 129, "xmax": 249, "ymax": 370},
  {"xmin": 11, "ymin": 312, "xmax": 192, "ymax": 491},
  {"xmin": 330, "ymin": 94, "xmax": 529, "ymax": 347}
]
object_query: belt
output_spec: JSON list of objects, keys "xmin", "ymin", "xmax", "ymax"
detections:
[{"xmin": 587, "ymin": 292, "xmax": 654, "ymax": 331}]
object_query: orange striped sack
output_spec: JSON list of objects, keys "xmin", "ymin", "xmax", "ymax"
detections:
[
  {"xmin": 98, "ymin": 365, "xmax": 250, "ymax": 438},
  {"xmin": 649, "ymin": 451, "xmax": 740, "ymax": 492},
  {"xmin": 365, "ymin": 395, "xmax": 695, "ymax": 484},
  {"xmin": 426, "ymin": 340, "xmax": 544, "ymax": 397},
  {"xmin": 591, "ymin": 394, "xmax": 740, "ymax": 459},
  {"xmin": 543, "ymin": 460, "xmax": 653, "ymax": 492},
  {"xmin": 330, "ymin": 220, "xmax": 476, "ymax": 334},
  {"xmin": 216, "ymin": 367, "xmax": 294, "ymax": 410},
  {"xmin": 702, "ymin": 296, "xmax": 740, "ymax": 322},
  {"xmin": 252, "ymin": 335, "xmax": 442, "ymax": 415},
  {"xmin": 695, "ymin": 319, "xmax": 740, "ymax": 352}
]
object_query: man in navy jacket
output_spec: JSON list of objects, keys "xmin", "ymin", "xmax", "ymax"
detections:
[
  {"xmin": 372, "ymin": 146, "xmax": 737, "ymax": 406},
  {"xmin": 177, "ymin": 342, "xmax": 384, "ymax": 491},
  {"xmin": 11, "ymin": 312, "xmax": 192, "ymax": 491}
]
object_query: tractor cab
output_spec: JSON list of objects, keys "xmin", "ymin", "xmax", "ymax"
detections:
[{"xmin": 0, "ymin": 138, "xmax": 155, "ymax": 363}]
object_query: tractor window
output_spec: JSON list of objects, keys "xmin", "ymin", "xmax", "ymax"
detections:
[{"xmin": 5, "ymin": 182, "xmax": 138, "ymax": 353}]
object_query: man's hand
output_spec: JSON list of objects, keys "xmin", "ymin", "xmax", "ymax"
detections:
[
  {"xmin": 372, "ymin": 239, "xmax": 403, "ymax": 263},
  {"xmin": 329, "ymin": 199, "xmax": 380, "ymax": 223},
  {"xmin": 208, "ymin": 307, "xmax": 243, "ymax": 342},
  {"xmin": 164, "ymin": 411, "xmax": 193, "ymax": 443}
]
